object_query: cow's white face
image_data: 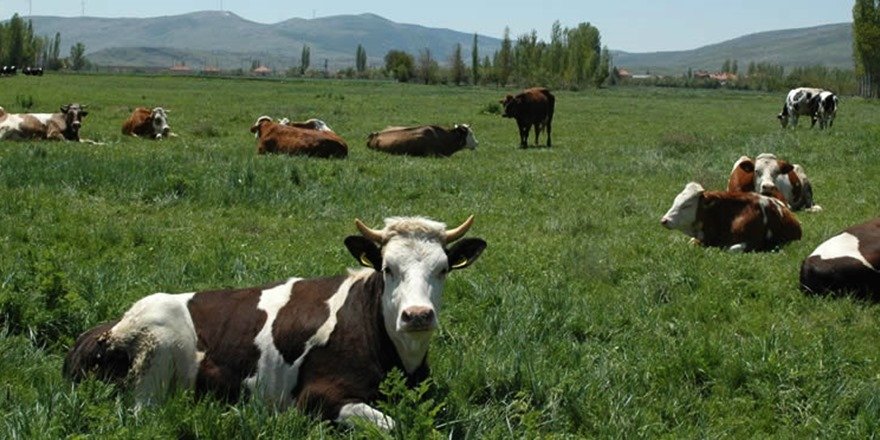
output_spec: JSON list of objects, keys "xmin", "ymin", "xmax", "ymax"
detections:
[
  {"xmin": 660, "ymin": 182, "xmax": 704, "ymax": 236},
  {"xmin": 344, "ymin": 216, "xmax": 485, "ymax": 373},
  {"xmin": 456, "ymin": 124, "xmax": 478, "ymax": 150},
  {"xmin": 151, "ymin": 107, "xmax": 171, "ymax": 138},
  {"xmin": 753, "ymin": 153, "xmax": 792, "ymax": 198}
]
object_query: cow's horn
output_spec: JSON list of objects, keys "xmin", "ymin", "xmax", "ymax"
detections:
[
  {"xmin": 355, "ymin": 218, "xmax": 384, "ymax": 243},
  {"xmin": 445, "ymin": 215, "xmax": 474, "ymax": 243}
]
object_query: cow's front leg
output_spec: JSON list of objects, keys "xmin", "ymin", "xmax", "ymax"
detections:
[
  {"xmin": 336, "ymin": 402, "xmax": 396, "ymax": 431},
  {"xmin": 517, "ymin": 122, "xmax": 529, "ymax": 148}
]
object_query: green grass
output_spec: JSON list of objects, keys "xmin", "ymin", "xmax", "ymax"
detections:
[{"xmin": 2, "ymin": 74, "xmax": 880, "ymax": 438}]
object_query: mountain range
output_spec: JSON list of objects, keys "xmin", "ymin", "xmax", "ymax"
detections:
[{"xmin": 23, "ymin": 12, "xmax": 853, "ymax": 73}]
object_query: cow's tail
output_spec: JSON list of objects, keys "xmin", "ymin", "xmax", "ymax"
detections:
[{"xmin": 63, "ymin": 320, "xmax": 131, "ymax": 383}]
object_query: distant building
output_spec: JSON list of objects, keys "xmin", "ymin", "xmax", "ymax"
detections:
[
  {"xmin": 169, "ymin": 63, "xmax": 191, "ymax": 73},
  {"xmin": 616, "ymin": 68, "xmax": 632, "ymax": 79},
  {"xmin": 252, "ymin": 65, "xmax": 272, "ymax": 76}
]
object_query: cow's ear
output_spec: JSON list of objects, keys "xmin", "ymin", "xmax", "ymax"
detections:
[
  {"xmin": 738, "ymin": 160, "xmax": 754, "ymax": 173},
  {"xmin": 447, "ymin": 238, "xmax": 487, "ymax": 271},
  {"xmin": 60, "ymin": 105, "xmax": 69, "ymax": 113},
  {"xmin": 778, "ymin": 160, "xmax": 794, "ymax": 174},
  {"xmin": 344, "ymin": 236, "xmax": 382, "ymax": 269},
  {"xmin": 80, "ymin": 110, "xmax": 89, "ymax": 117},
  {"xmin": 249, "ymin": 124, "xmax": 260, "ymax": 134}
]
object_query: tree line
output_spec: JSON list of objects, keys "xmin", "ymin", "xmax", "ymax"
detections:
[
  {"xmin": 0, "ymin": 14, "xmax": 88, "ymax": 71},
  {"xmin": 381, "ymin": 21, "xmax": 611, "ymax": 89}
]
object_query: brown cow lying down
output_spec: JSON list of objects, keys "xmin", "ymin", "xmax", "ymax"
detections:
[
  {"xmin": 727, "ymin": 154, "xmax": 821, "ymax": 212},
  {"xmin": 800, "ymin": 217, "xmax": 880, "ymax": 299},
  {"xmin": 250, "ymin": 116, "xmax": 347, "ymax": 158},
  {"xmin": 366, "ymin": 124, "xmax": 477, "ymax": 157},
  {"xmin": 122, "ymin": 107, "xmax": 176, "ymax": 139},
  {"xmin": 0, "ymin": 103, "xmax": 91, "ymax": 142},
  {"xmin": 500, "ymin": 87, "xmax": 555, "ymax": 148},
  {"xmin": 661, "ymin": 182, "xmax": 802, "ymax": 252}
]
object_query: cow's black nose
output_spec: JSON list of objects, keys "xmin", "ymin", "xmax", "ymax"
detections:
[{"xmin": 401, "ymin": 307, "xmax": 435, "ymax": 329}]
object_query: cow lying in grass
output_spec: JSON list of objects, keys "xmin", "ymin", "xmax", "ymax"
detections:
[
  {"xmin": 64, "ymin": 215, "xmax": 487, "ymax": 429},
  {"xmin": 250, "ymin": 116, "xmax": 347, "ymax": 158},
  {"xmin": 367, "ymin": 124, "xmax": 478, "ymax": 157},
  {"xmin": 122, "ymin": 107, "xmax": 177, "ymax": 139},
  {"xmin": 0, "ymin": 103, "xmax": 98, "ymax": 143},
  {"xmin": 800, "ymin": 217, "xmax": 880, "ymax": 299},
  {"xmin": 727, "ymin": 154, "xmax": 821, "ymax": 212},
  {"xmin": 661, "ymin": 182, "xmax": 802, "ymax": 252}
]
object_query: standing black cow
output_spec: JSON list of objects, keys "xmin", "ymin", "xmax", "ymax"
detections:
[{"xmin": 500, "ymin": 87, "xmax": 555, "ymax": 148}]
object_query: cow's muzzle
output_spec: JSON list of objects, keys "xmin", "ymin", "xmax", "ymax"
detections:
[{"xmin": 400, "ymin": 306, "xmax": 436, "ymax": 332}]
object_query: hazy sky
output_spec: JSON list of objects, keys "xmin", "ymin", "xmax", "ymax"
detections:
[{"xmin": 0, "ymin": 0, "xmax": 854, "ymax": 52}]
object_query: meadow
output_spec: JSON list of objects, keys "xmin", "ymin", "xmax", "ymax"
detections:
[{"xmin": 1, "ymin": 73, "xmax": 880, "ymax": 439}]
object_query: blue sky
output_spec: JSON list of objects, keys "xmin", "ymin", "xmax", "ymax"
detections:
[{"xmin": 1, "ymin": 0, "xmax": 854, "ymax": 52}]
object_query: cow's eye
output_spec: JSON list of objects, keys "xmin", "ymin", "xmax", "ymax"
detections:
[
  {"xmin": 439, "ymin": 267, "xmax": 449, "ymax": 276},
  {"xmin": 383, "ymin": 266, "xmax": 393, "ymax": 276}
]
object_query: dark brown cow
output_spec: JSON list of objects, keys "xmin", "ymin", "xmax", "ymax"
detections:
[
  {"xmin": 661, "ymin": 182, "xmax": 802, "ymax": 252},
  {"xmin": 250, "ymin": 116, "xmax": 348, "ymax": 158},
  {"xmin": 63, "ymin": 216, "xmax": 486, "ymax": 429},
  {"xmin": 726, "ymin": 154, "xmax": 821, "ymax": 212},
  {"xmin": 0, "ymin": 103, "xmax": 89, "ymax": 142},
  {"xmin": 122, "ymin": 107, "xmax": 176, "ymax": 139},
  {"xmin": 800, "ymin": 218, "xmax": 880, "ymax": 299},
  {"xmin": 366, "ymin": 124, "xmax": 478, "ymax": 157},
  {"xmin": 500, "ymin": 87, "xmax": 555, "ymax": 148}
]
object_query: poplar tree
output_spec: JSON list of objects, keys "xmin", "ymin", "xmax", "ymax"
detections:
[
  {"xmin": 853, "ymin": 0, "xmax": 880, "ymax": 97},
  {"xmin": 356, "ymin": 44, "xmax": 367, "ymax": 73},
  {"xmin": 451, "ymin": 43, "xmax": 467, "ymax": 85},
  {"xmin": 300, "ymin": 44, "xmax": 311, "ymax": 74},
  {"xmin": 471, "ymin": 33, "xmax": 479, "ymax": 85},
  {"xmin": 497, "ymin": 27, "xmax": 513, "ymax": 86}
]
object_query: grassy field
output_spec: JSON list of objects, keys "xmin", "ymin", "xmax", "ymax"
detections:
[{"xmin": 1, "ymin": 74, "xmax": 880, "ymax": 439}]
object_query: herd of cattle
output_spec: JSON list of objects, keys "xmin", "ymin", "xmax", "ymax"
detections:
[
  {"xmin": 1, "ymin": 66, "xmax": 43, "ymax": 76},
  {"xmin": 0, "ymin": 81, "xmax": 875, "ymax": 430}
]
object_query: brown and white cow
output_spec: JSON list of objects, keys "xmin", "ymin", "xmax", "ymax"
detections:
[
  {"xmin": 366, "ymin": 124, "xmax": 478, "ymax": 157},
  {"xmin": 64, "ymin": 216, "xmax": 487, "ymax": 429},
  {"xmin": 661, "ymin": 182, "xmax": 802, "ymax": 252},
  {"xmin": 800, "ymin": 218, "xmax": 880, "ymax": 299},
  {"xmin": 500, "ymin": 87, "xmax": 555, "ymax": 148},
  {"xmin": 250, "ymin": 116, "xmax": 348, "ymax": 158},
  {"xmin": 778, "ymin": 87, "xmax": 824, "ymax": 129},
  {"xmin": 726, "ymin": 154, "xmax": 821, "ymax": 212},
  {"xmin": 0, "ymin": 103, "xmax": 89, "ymax": 142},
  {"xmin": 279, "ymin": 117, "xmax": 333, "ymax": 132},
  {"xmin": 122, "ymin": 107, "xmax": 176, "ymax": 139}
]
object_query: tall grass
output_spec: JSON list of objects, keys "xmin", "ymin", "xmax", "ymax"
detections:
[{"xmin": 1, "ymin": 74, "xmax": 879, "ymax": 438}]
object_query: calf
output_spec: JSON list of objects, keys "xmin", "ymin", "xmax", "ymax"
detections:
[
  {"xmin": 800, "ymin": 218, "xmax": 880, "ymax": 299},
  {"xmin": 726, "ymin": 153, "xmax": 821, "ymax": 212},
  {"xmin": 661, "ymin": 182, "xmax": 802, "ymax": 252},
  {"xmin": 815, "ymin": 91, "xmax": 838, "ymax": 129},
  {"xmin": 250, "ymin": 116, "xmax": 347, "ymax": 158},
  {"xmin": 122, "ymin": 107, "xmax": 176, "ymax": 139},
  {"xmin": 778, "ymin": 87, "xmax": 823, "ymax": 129},
  {"xmin": 0, "ymin": 103, "xmax": 89, "ymax": 142},
  {"xmin": 64, "ymin": 216, "xmax": 486, "ymax": 429},
  {"xmin": 500, "ymin": 87, "xmax": 555, "ymax": 148},
  {"xmin": 366, "ymin": 124, "xmax": 478, "ymax": 157}
]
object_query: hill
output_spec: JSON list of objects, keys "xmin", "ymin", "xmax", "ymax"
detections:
[
  {"xmin": 613, "ymin": 23, "xmax": 853, "ymax": 75},
  {"xmin": 26, "ymin": 11, "xmax": 502, "ymax": 70}
]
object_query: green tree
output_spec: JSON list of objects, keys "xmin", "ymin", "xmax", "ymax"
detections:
[
  {"xmin": 853, "ymin": 0, "xmax": 880, "ymax": 97},
  {"xmin": 497, "ymin": 27, "xmax": 513, "ymax": 86},
  {"xmin": 594, "ymin": 46, "xmax": 611, "ymax": 87},
  {"xmin": 417, "ymin": 48, "xmax": 439, "ymax": 84},
  {"xmin": 384, "ymin": 50, "xmax": 415, "ymax": 82},
  {"xmin": 356, "ymin": 44, "xmax": 367, "ymax": 73},
  {"xmin": 722, "ymin": 59, "xmax": 731, "ymax": 73},
  {"xmin": 450, "ymin": 43, "xmax": 467, "ymax": 85},
  {"xmin": 471, "ymin": 33, "xmax": 479, "ymax": 85},
  {"xmin": 68, "ymin": 42, "xmax": 88, "ymax": 71},
  {"xmin": 7, "ymin": 14, "xmax": 26, "ymax": 67},
  {"xmin": 300, "ymin": 44, "xmax": 311, "ymax": 75}
]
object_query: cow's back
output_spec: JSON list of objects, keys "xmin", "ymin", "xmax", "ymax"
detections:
[
  {"xmin": 367, "ymin": 126, "xmax": 442, "ymax": 155},
  {"xmin": 800, "ymin": 218, "xmax": 880, "ymax": 298},
  {"xmin": 700, "ymin": 191, "xmax": 800, "ymax": 251},
  {"xmin": 262, "ymin": 125, "xmax": 348, "ymax": 158},
  {"xmin": 122, "ymin": 108, "xmax": 152, "ymax": 136}
]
